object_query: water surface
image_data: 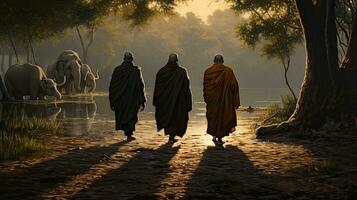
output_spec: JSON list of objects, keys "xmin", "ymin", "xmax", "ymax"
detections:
[{"xmin": 0, "ymin": 91, "xmax": 269, "ymax": 137}]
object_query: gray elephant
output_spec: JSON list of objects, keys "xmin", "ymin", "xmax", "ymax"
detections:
[
  {"xmin": 4, "ymin": 64, "xmax": 65, "ymax": 100},
  {"xmin": 47, "ymin": 50, "xmax": 82, "ymax": 94},
  {"xmin": 81, "ymin": 64, "xmax": 99, "ymax": 93}
]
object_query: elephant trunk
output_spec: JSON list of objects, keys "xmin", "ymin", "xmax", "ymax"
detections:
[
  {"xmin": 56, "ymin": 76, "xmax": 66, "ymax": 87},
  {"xmin": 94, "ymin": 70, "xmax": 99, "ymax": 80},
  {"xmin": 88, "ymin": 81, "xmax": 96, "ymax": 93},
  {"xmin": 74, "ymin": 69, "xmax": 81, "ymax": 92},
  {"xmin": 54, "ymin": 90, "xmax": 62, "ymax": 100}
]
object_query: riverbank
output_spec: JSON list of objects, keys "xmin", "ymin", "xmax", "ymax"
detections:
[{"xmin": 0, "ymin": 115, "xmax": 356, "ymax": 199}]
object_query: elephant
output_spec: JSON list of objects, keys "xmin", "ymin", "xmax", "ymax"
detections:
[
  {"xmin": 81, "ymin": 64, "xmax": 99, "ymax": 93},
  {"xmin": 47, "ymin": 50, "xmax": 82, "ymax": 94},
  {"xmin": 4, "ymin": 64, "xmax": 65, "ymax": 100},
  {"xmin": 62, "ymin": 59, "xmax": 82, "ymax": 94}
]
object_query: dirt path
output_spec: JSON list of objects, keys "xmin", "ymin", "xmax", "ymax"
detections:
[{"xmin": 0, "ymin": 117, "xmax": 356, "ymax": 199}]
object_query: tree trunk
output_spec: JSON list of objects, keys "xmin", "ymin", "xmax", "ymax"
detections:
[
  {"xmin": 76, "ymin": 26, "xmax": 95, "ymax": 63},
  {"xmin": 282, "ymin": 56, "xmax": 297, "ymax": 101},
  {"xmin": 76, "ymin": 26, "xmax": 87, "ymax": 63},
  {"xmin": 0, "ymin": 54, "xmax": 4, "ymax": 74},
  {"xmin": 8, "ymin": 53, "xmax": 13, "ymax": 67},
  {"xmin": 0, "ymin": 75, "xmax": 10, "ymax": 101},
  {"xmin": 26, "ymin": 42, "xmax": 30, "ymax": 63},
  {"xmin": 342, "ymin": 16, "xmax": 357, "ymax": 70},
  {"xmin": 257, "ymin": 0, "xmax": 356, "ymax": 136},
  {"xmin": 28, "ymin": 36, "xmax": 36, "ymax": 64},
  {"xmin": 0, "ymin": 47, "xmax": 4, "ymax": 74},
  {"xmin": 7, "ymin": 32, "xmax": 19, "ymax": 63}
]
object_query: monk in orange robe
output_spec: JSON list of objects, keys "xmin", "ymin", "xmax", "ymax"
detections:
[{"xmin": 203, "ymin": 54, "xmax": 240, "ymax": 144}]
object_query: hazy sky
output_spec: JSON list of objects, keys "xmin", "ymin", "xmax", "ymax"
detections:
[{"xmin": 175, "ymin": 0, "xmax": 230, "ymax": 22}]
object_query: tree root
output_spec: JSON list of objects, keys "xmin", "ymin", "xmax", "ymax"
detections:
[{"xmin": 256, "ymin": 119, "xmax": 301, "ymax": 138}]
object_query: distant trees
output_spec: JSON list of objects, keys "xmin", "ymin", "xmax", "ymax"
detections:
[
  {"xmin": 0, "ymin": 0, "xmax": 117, "ymax": 64},
  {"xmin": 229, "ymin": 0, "xmax": 302, "ymax": 101},
  {"xmin": 0, "ymin": 0, "xmax": 183, "ymax": 66}
]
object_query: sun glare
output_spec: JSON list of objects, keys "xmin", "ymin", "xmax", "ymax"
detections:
[{"xmin": 175, "ymin": 0, "xmax": 231, "ymax": 22}]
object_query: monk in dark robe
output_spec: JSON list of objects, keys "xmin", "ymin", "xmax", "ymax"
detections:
[
  {"xmin": 203, "ymin": 54, "xmax": 240, "ymax": 144},
  {"xmin": 109, "ymin": 52, "xmax": 146, "ymax": 141},
  {"xmin": 153, "ymin": 54, "xmax": 192, "ymax": 143}
]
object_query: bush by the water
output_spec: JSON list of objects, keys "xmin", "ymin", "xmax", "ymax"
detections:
[
  {"xmin": 0, "ymin": 115, "xmax": 59, "ymax": 161},
  {"xmin": 263, "ymin": 95, "xmax": 297, "ymax": 124}
]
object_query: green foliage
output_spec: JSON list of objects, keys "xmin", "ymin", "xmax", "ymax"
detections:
[
  {"xmin": 0, "ymin": 130, "xmax": 45, "ymax": 161},
  {"xmin": 229, "ymin": 0, "xmax": 355, "ymax": 63},
  {"xmin": 264, "ymin": 95, "xmax": 297, "ymax": 124},
  {"xmin": 228, "ymin": 0, "xmax": 303, "ymax": 62},
  {"xmin": 0, "ymin": 0, "xmax": 184, "ymax": 44},
  {"xmin": 0, "ymin": 114, "xmax": 59, "ymax": 161}
]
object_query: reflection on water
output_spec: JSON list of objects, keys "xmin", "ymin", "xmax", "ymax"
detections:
[
  {"xmin": 0, "ymin": 93, "xmax": 265, "ymax": 137},
  {"xmin": 58, "ymin": 96, "xmax": 98, "ymax": 136}
]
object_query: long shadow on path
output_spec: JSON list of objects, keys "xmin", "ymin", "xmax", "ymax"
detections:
[
  {"xmin": 74, "ymin": 143, "xmax": 179, "ymax": 200},
  {"xmin": 0, "ymin": 141, "xmax": 127, "ymax": 199},
  {"xmin": 184, "ymin": 145, "xmax": 287, "ymax": 200}
]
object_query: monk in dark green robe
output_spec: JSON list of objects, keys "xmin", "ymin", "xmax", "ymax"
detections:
[
  {"xmin": 153, "ymin": 54, "xmax": 192, "ymax": 143},
  {"xmin": 109, "ymin": 52, "xmax": 146, "ymax": 141},
  {"xmin": 204, "ymin": 54, "xmax": 240, "ymax": 144}
]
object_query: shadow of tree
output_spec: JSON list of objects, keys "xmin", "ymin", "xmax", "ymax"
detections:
[
  {"xmin": 0, "ymin": 141, "xmax": 127, "ymax": 199},
  {"xmin": 74, "ymin": 143, "xmax": 179, "ymax": 200},
  {"xmin": 258, "ymin": 130, "xmax": 357, "ymax": 171},
  {"xmin": 184, "ymin": 145, "xmax": 287, "ymax": 200}
]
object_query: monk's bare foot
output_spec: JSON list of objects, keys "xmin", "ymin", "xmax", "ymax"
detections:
[
  {"xmin": 217, "ymin": 138, "xmax": 224, "ymax": 145},
  {"xmin": 231, "ymin": 127, "xmax": 236, "ymax": 133},
  {"xmin": 127, "ymin": 136, "xmax": 136, "ymax": 142},
  {"xmin": 168, "ymin": 136, "xmax": 178, "ymax": 144},
  {"xmin": 169, "ymin": 139, "xmax": 178, "ymax": 144},
  {"xmin": 212, "ymin": 136, "xmax": 217, "ymax": 142}
]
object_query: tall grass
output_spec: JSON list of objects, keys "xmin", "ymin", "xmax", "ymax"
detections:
[
  {"xmin": 263, "ymin": 95, "xmax": 297, "ymax": 124},
  {"xmin": 0, "ymin": 113, "xmax": 60, "ymax": 161}
]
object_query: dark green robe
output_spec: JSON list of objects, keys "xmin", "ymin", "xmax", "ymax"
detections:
[
  {"xmin": 153, "ymin": 62, "xmax": 192, "ymax": 137},
  {"xmin": 109, "ymin": 61, "xmax": 146, "ymax": 133}
]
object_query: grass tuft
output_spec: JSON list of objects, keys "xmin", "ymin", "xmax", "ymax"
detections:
[
  {"xmin": 0, "ymin": 113, "xmax": 60, "ymax": 161},
  {"xmin": 262, "ymin": 95, "xmax": 296, "ymax": 124}
]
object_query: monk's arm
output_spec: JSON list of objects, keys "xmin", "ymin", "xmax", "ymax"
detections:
[
  {"xmin": 231, "ymin": 72, "xmax": 240, "ymax": 108},
  {"xmin": 108, "ymin": 69, "xmax": 117, "ymax": 108},
  {"xmin": 138, "ymin": 69, "xmax": 147, "ymax": 105},
  {"xmin": 153, "ymin": 72, "xmax": 159, "ymax": 106},
  {"xmin": 203, "ymin": 73, "xmax": 208, "ymax": 103},
  {"xmin": 185, "ymin": 71, "xmax": 192, "ymax": 112}
]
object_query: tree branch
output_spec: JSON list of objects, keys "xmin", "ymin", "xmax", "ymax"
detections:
[{"xmin": 76, "ymin": 26, "xmax": 86, "ymax": 62}]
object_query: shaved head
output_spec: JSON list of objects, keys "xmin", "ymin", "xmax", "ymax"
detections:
[
  {"xmin": 214, "ymin": 54, "xmax": 224, "ymax": 64},
  {"xmin": 124, "ymin": 52, "xmax": 133, "ymax": 62},
  {"xmin": 168, "ymin": 53, "xmax": 179, "ymax": 63}
]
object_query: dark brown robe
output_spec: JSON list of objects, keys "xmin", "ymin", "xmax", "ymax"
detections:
[
  {"xmin": 109, "ymin": 61, "xmax": 146, "ymax": 135},
  {"xmin": 203, "ymin": 63, "xmax": 240, "ymax": 138},
  {"xmin": 153, "ymin": 62, "xmax": 192, "ymax": 137}
]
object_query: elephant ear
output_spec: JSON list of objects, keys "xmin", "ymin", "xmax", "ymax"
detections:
[{"xmin": 56, "ymin": 61, "xmax": 64, "ymax": 71}]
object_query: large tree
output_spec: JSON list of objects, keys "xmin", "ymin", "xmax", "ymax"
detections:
[{"xmin": 250, "ymin": 0, "xmax": 357, "ymax": 134}]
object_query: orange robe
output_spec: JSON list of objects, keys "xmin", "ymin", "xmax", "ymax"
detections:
[{"xmin": 203, "ymin": 63, "xmax": 240, "ymax": 138}]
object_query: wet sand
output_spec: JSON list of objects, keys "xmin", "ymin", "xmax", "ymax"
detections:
[{"xmin": 0, "ymin": 95, "xmax": 356, "ymax": 199}]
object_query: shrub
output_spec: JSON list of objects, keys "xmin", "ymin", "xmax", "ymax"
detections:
[{"xmin": 263, "ymin": 95, "xmax": 297, "ymax": 124}]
